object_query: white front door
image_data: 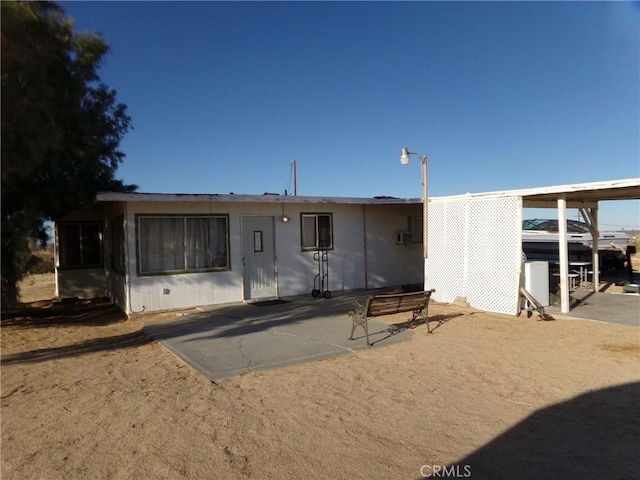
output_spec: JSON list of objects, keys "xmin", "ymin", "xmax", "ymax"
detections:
[{"xmin": 242, "ymin": 216, "xmax": 277, "ymax": 301}]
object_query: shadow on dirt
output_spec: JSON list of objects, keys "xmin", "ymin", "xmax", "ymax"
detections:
[
  {"xmin": 367, "ymin": 312, "xmax": 463, "ymax": 345},
  {"xmin": 1, "ymin": 298, "xmax": 151, "ymax": 365},
  {"xmin": 1, "ymin": 330, "xmax": 152, "ymax": 365},
  {"xmin": 1, "ymin": 298, "xmax": 126, "ymax": 328},
  {"xmin": 416, "ymin": 382, "xmax": 640, "ymax": 479}
]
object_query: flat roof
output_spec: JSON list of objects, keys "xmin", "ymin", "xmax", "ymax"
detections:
[
  {"xmin": 95, "ymin": 192, "xmax": 422, "ymax": 206},
  {"xmin": 430, "ymin": 178, "xmax": 640, "ymax": 208},
  {"xmin": 96, "ymin": 178, "xmax": 640, "ymax": 209}
]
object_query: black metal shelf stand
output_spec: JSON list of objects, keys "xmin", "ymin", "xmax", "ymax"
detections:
[{"xmin": 311, "ymin": 245, "xmax": 331, "ymax": 298}]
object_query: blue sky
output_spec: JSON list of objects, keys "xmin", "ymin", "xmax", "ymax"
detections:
[{"xmin": 61, "ymin": 1, "xmax": 639, "ymax": 229}]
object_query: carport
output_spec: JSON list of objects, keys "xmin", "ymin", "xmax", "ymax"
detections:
[
  {"xmin": 426, "ymin": 178, "xmax": 640, "ymax": 316},
  {"xmin": 520, "ymin": 178, "xmax": 640, "ymax": 313}
]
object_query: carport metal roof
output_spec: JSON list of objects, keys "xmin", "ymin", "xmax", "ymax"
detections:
[
  {"xmin": 430, "ymin": 178, "xmax": 640, "ymax": 207},
  {"xmin": 521, "ymin": 178, "xmax": 640, "ymax": 208}
]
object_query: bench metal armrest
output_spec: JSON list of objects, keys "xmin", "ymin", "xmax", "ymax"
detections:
[{"xmin": 347, "ymin": 300, "xmax": 371, "ymax": 345}]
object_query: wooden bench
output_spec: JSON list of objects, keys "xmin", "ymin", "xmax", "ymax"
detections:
[{"xmin": 348, "ymin": 289, "xmax": 436, "ymax": 345}]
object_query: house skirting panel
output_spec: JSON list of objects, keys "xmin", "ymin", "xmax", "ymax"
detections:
[{"xmin": 57, "ymin": 268, "xmax": 106, "ymax": 299}]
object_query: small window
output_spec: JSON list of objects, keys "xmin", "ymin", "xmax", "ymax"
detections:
[
  {"xmin": 110, "ymin": 216, "xmax": 126, "ymax": 274},
  {"xmin": 410, "ymin": 216, "xmax": 423, "ymax": 243},
  {"xmin": 137, "ymin": 215, "xmax": 229, "ymax": 275},
  {"xmin": 397, "ymin": 216, "xmax": 423, "ymax": 244},
  {"xmin": 58, "ymin": 223, "xmax": 103, "ymax": 268},
  {"xmin": 301, "ymin": 213, "xmax": 333, "ymax": 250}
]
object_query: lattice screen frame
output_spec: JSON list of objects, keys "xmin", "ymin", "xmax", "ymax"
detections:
[{"xmin": 426, "ymin": 196, "xmax": 522, "ymax": 315}]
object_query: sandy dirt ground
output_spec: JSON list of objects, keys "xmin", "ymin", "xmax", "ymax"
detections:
[{"xmin": 2, "ymin": 274, "xmax": 639, "ymax": 479}]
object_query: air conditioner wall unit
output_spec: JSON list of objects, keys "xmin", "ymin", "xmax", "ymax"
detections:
[{"xmin": 396, "ymin": 232, "xmax": 413, "ymax": 244}]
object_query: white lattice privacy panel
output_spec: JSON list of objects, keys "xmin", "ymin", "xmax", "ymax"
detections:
[{"xmin": 427, "ymin": 196, "xmax": 522, "ymax": 315}]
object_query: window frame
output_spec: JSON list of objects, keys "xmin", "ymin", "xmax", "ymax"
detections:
[
  {"xmin": 57, "ymin": 222, "xmax": 103, "ymax": 269},
  {"xmin": 135, "ymin": 213, "xmax": 231, "ymax": 276},
  {"xmin": 300, "ymin": 212, "xmax": 334, "ymax": 251},
  {"xmin": 410, "ymin": 215, "xmax": 424, "ymax": 243},
  {"xmin": 110, "ymin": 215, "xmax": 126, "ymax": 275}
]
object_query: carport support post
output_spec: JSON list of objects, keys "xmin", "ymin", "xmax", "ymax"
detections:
[
  {"xmin": 579, "ymin": 206, "xmax": 600, "ymax": 292},
  {"xmin": 558, "ymin": 196, "xmax": 570, "ymax": 313},
  {"xmin": 589, "ymin": 209, "xmax": 600, "ymax": 292},
  {"xmin": 589, "ymin": 207, "xmax": 600, "ymax": 290}
]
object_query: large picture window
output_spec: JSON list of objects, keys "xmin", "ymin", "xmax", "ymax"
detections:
[
  {"xmin": 58, "ymin": 223, "xmax": 103, "ymax": 268},
  {"xmin": 301, "ymin": 213, "xmax": 333, "ymax": 250},
  {"xmin": 137, "ymin": 215, "xmax": 229, "ymax": 275}
]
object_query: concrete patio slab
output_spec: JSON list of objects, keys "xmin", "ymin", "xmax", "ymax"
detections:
[
  {"xmin": 144, "ymin": 291, "xmax": 416, "ymax": 381},
  {"xmin": 546, "ymin": 291, "xmax": 640, "ymax": 327}
]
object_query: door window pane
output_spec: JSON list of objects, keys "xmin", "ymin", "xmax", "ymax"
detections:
[{"xmin": 253, "ymin": 231, "xmax": 263, "ymax": 253}]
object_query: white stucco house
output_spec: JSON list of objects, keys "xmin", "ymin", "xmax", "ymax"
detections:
[{"xmin": 54, "ymin": 192, "xmax": 424, "ymax": 315}]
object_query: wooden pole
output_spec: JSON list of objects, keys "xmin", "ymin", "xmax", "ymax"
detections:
[
  {"xmin": 422, "ymin": 156, "xmax": 428, "ymax": 259},
  {"xmin": 293, "ymin": 159, "xmax": 297, "ymax": 196}
]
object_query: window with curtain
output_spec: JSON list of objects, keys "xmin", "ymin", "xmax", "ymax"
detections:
[
  {"xmin": 301, "ymin": 213, "xmax": 333, "ymax": 250},
  {"xmin": 137, "ymin": 215, "xmax": 229, "ymax": 274}
]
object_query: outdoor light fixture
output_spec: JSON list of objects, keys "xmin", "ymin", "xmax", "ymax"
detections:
[
  {"xmin": 400, "ymin": 146, "xmax": 429, "ymax": 260},
  {"xmin": 400, "ymin": 147, "xmax": 411, "ymax": 165},
  {"xmin": 281, "ymin": 215, "xmax": 290, "ymax": 223}
]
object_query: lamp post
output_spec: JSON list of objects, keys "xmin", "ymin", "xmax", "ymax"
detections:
[{"xmin": 400, "ymin": 147, "xmax": 428, "ymax": 260}]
